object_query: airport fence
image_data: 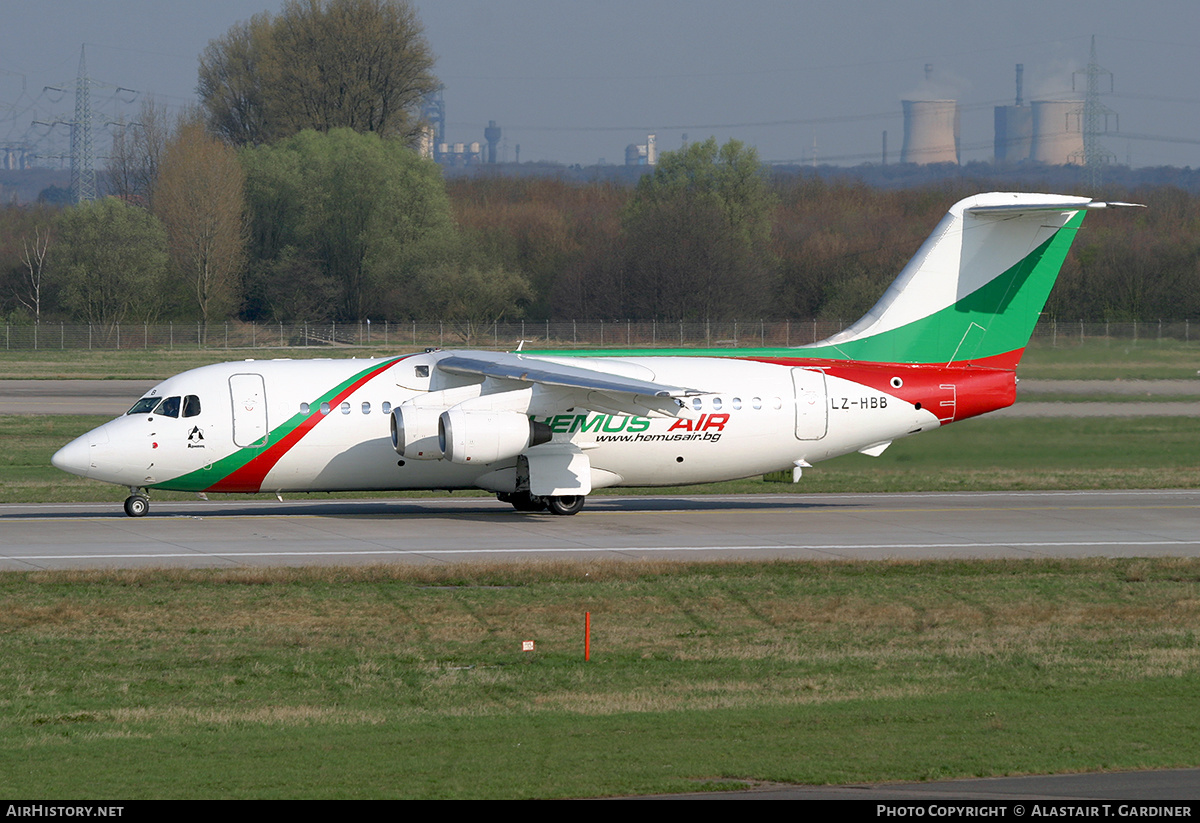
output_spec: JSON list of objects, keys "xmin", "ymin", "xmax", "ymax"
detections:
[{"xmin": 2, "ymin": 318, "xmax": 1197, "ymax": 352}]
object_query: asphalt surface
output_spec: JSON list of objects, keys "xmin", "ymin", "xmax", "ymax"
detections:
[
  {"xmin": 3, "ymin": 489, "xmax": 1198, "ymax": 571},
  {"xmin": 0, "ymin": 378, "xmax": 155, "ymax": 415}
]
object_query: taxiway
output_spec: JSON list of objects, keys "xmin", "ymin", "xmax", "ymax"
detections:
[{"xmin": 2, "ymin": 489, "xmax": 1197, "ymax": 570}]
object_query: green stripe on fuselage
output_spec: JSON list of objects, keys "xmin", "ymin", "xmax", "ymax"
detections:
[{"xmin": 157, "ymin": 357, "xmax": 404, "ymax": 492}]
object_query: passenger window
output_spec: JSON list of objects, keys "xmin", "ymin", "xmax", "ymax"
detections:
[
  {"xmin": 712, "ymin": 397, "xmax": 723, "ymax": 411},
  {"xmin": 752, "ymin": 397, "xmax": 762, "ymax": 410},
  {"xmin": 732, "ymin": 397, "xmax": 742, "ymax": 410},
  {"xmin": 182, "ymin": 395, "xmax": 201, "ymax": 418},
  {"xmin": 340, "ymin": 402, "xmax": 351, "ymax": 415},
  {"xmin": 126, "ymin": 397, "xmax": 159, "ymax": 415},
  {"xmin": 320, "ymin": 402, "xmax": 330, "ymax": 415},
  {"xmin": 382, "ymin": 401, "xmax": 392, "ymax": 414},
  {"xmin": 362, "ymin": 402, "xmax": 371, "ymax": 415},
  {"xmin": 691, "ymin": 397, "xmax": 703, "ymax": 411},
  {"xmin": 154, "ymin": 396, "xmax": 181, "ymax": 418},
  {"xmin": 300, "ymin": 402, "xmax": 310, "ymax": 415}
]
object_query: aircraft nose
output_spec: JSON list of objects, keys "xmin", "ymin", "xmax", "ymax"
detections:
[{"xmin": 51, "ymin": 428, "xmax": 103, "ymax": 479}]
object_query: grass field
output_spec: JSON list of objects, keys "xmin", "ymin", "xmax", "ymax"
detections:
[
  {"xmin": 1019, "ymin": 339, "xmax": 1200, "ymax": 380},
  {"xmin": 2, "ymin": 559, "xmax": 1198, "ymax": 799},
  {"xmin": 3, "ymin": 341, "xmax": 1198, "ymax": 798}
]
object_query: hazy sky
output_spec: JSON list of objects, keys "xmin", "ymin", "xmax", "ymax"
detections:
[{"xmin": 2, "ymin": 0, "xmax": 1198, "ymax": 169}]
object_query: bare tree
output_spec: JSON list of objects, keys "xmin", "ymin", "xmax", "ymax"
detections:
[
  {"xmin": 199, "ymin": 0, "xmax": 438, "ymax": 147},
  {"xmin": 154, "ymin": 121, "xmax": 247, "ymax": 325},
  {"xmin": 16, "ymin": 226, "xmax": 50, "ymax": 321},
  {"xmin": 106, "ymin": 98, "xmax": 174, "ymax": 208},
  {"xmin": 196, "ymin": 14, "xmax": 273, "ymax": 147}
]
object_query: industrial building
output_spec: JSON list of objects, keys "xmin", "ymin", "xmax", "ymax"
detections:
[
  {"xmin": 900, "ymin": 99, "xmax": 960, "ymax": 165},
  {"xmin": 897, "ymin": 62, "xmax": 1093, "ymax": 168}
]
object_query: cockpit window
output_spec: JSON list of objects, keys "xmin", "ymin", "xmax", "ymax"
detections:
[
  {"xmin": 182, "ymin": 395, "xmax": 201, "ymax": 418},
  {"xmin": 127, "ymin": 397, "xmax": 160, "ymax": 415},
  {"xmin": 153, "ymin": 396, "xmax": 181, "ymax": 418}
]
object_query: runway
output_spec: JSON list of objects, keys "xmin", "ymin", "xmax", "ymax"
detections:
[{"xmin": 3, "ymin": 489, "xmax": 1198, "ymax": 570}]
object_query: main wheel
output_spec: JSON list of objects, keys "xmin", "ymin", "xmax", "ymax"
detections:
[
  {"xmin": 123, "ymin": 495, "xmax": 149, "ymax": 517},
  {"xmin": 546, "ymin": 495, "xmax": 585, "ymax": 516},
  {"xmin": 501, "ymin": 491, "xmax": 548, "ymax": 512}
]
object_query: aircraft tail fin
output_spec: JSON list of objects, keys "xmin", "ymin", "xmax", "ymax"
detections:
[{"xmin": 800, "ymin": 192, "xmax": 1143, "ymax": 369}]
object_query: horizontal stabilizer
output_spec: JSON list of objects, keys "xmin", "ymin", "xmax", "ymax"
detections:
[{"xmin": 965, "ymin": 200, "xmax": 1145, "ymax": 216}]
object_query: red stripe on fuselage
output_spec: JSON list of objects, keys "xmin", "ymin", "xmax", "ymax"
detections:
[
  {"xmin": 207, "ymin": 358, "xmax": 404, "ymax": 493},
  {"xmin": 743, "ymin": 355, "xmax": 1017, "ymax": 423}
]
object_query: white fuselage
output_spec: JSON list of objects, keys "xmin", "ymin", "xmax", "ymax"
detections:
[{"xmin": 54, "ymin": 350, "xmax": 955, "ymax": 496}]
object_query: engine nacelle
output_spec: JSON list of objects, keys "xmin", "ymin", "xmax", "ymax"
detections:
[
  {"xmin": 391, "ymin": 405, "xmax": 444, "ymax": 459},
  {"xmin": 438, "ymin": 408, "xmax": 552, "ymax": 465}
]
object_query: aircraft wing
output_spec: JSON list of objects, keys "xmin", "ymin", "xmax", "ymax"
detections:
[{"xmin": 437, "ymin": 352, "xmax": 709, "ymax": 418}]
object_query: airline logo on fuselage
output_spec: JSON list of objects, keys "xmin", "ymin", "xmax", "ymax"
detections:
[
  {"xmin": 533, "ymin": 413, "xmax": 729, "ymax": 444},
  {"xmin": 187, "ymin": 426, "xmax": 206, "ymax": 449}
]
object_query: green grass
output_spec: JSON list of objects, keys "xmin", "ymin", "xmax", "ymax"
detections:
[
  {"xmin": 6, "ymin": 414, "xmax": 1199, "ymax": 505},
  {"xmin": 1019, "ymin": 338, "xmax": 1200, "ymax": 380},
  {"xmin": 2, "ymin": 559, "xmax": 1199, "ymax": 798}
]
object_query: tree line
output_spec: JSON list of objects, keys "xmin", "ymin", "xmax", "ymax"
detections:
[
  {"xmin": 447, "ymin": 171, "xmax": 1200, "ymax": 324},
  {"xmin": 2, "ymin": 0, "xmax": 1198, "ymax": 328},
  {"xmin": 5, "ymin": 140, "xmax": 1200, "ymax": 327}
]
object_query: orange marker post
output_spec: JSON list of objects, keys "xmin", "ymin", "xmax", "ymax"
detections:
[{"xmin": 584, "ymin": 611, "xmax": 591, "ymax": 661}]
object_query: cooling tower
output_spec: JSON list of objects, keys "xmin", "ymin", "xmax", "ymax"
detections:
[
  {"xmin": 901, "ymin": 100, "xmax": 959, "ymax": 165},
  {"xmin": 1030, "ymin": 100, "xmax": 1084, "ymax": 165},
  {"xmin": 994, "ymin": 106, "xmax": 1033, "ymax": 164}
]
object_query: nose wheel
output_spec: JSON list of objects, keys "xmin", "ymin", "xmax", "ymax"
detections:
[{"xmin": 124, "ymin": 491, "xmax": 149, "ymax": 517}]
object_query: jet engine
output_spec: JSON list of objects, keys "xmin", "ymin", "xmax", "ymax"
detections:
[
  {"xmin": 438, "ymin": 408, "xmax": 552, "ymax": 465},
  {"xmin": 390, "ymin": 405, "xmax": 444, "ymax": 459}
]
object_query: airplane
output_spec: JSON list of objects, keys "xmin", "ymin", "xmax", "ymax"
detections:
[{"xmin": 52, "ymin": 192, "xmax": 1141, "ymax": 518}]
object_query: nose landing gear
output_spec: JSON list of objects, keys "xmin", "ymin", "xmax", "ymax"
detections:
[{"xmin": 124, "ymin": 488, "xmax": 149, "ymax": 517}]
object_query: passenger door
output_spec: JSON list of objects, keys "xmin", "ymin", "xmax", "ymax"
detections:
[{"xmin": 229, "ymin": 373, "xmax": 268, "ymax": 448}]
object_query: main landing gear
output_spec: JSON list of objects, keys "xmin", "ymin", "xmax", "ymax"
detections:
[
  {"xmin": 124, "ymin": 487, "xmax": 149, "ymax": 517},
  {"xmin": 498, "ymin": 491, "xmax": 586, "ymax": 516}
]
